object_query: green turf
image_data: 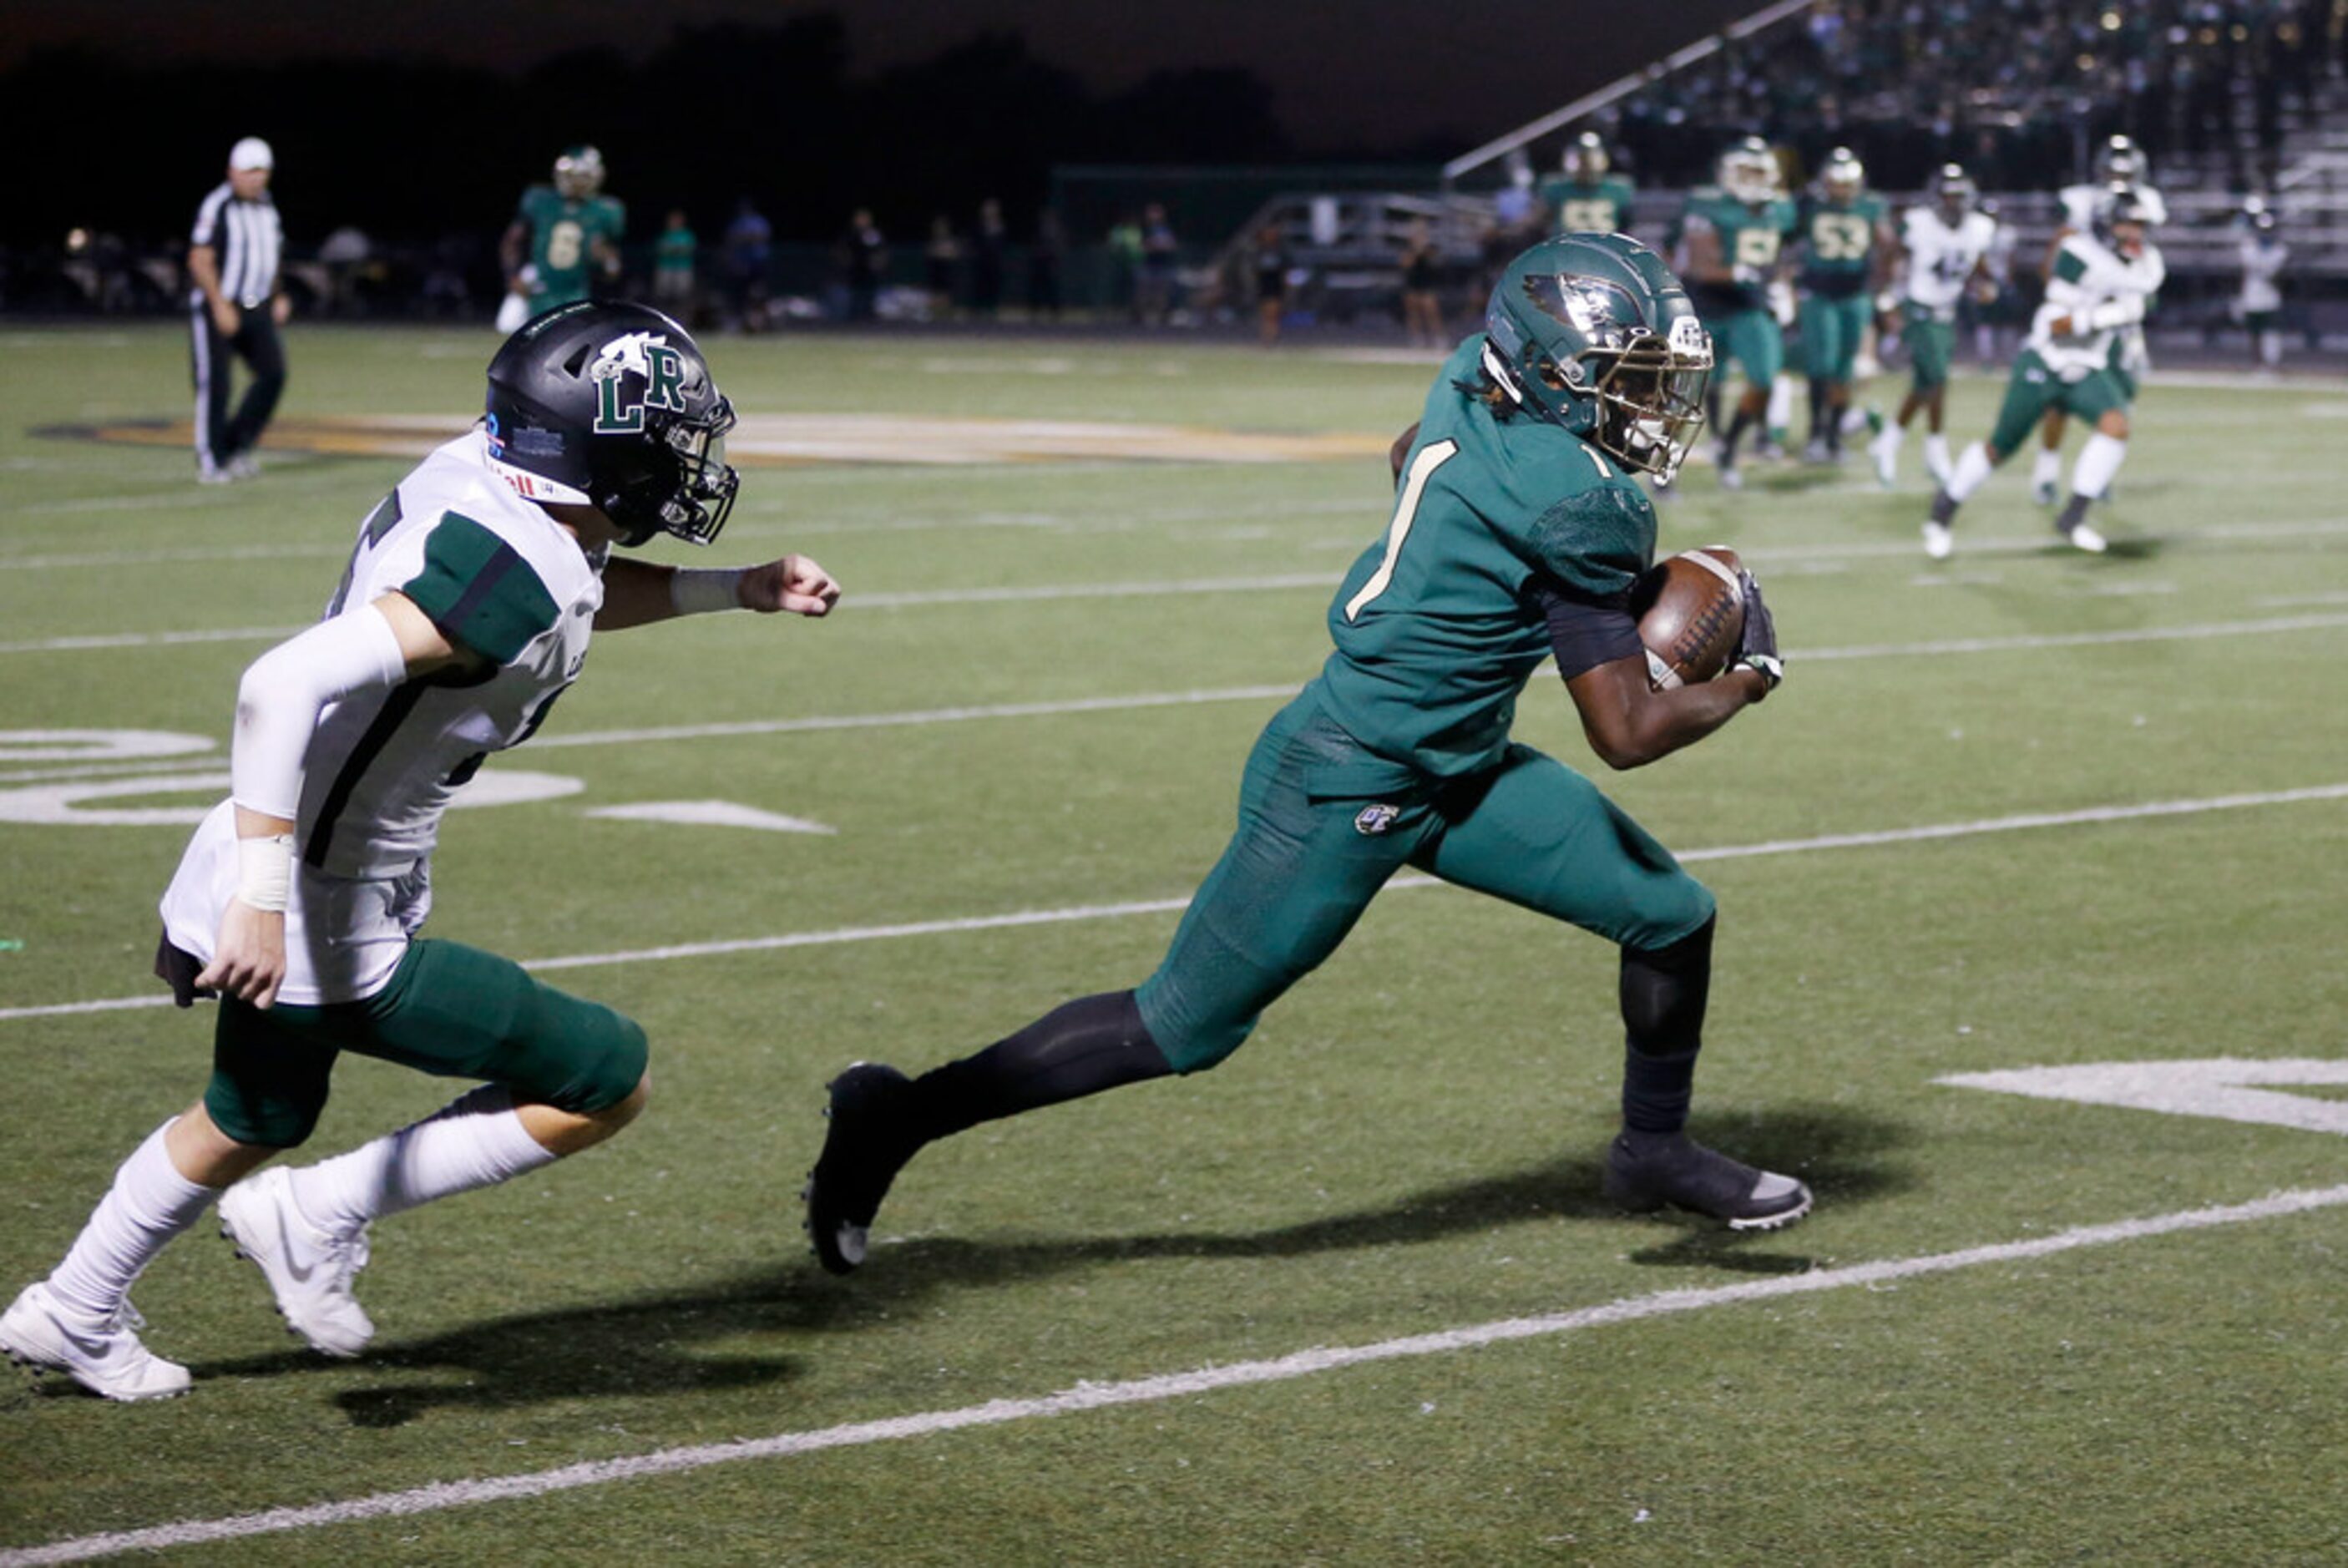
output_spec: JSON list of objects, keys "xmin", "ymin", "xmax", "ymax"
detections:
[{"xmin": 4, "ymin": 323, "xmax": 2347, "ymax": 1563}]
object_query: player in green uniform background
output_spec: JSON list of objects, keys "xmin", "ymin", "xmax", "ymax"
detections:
[
  {"xmin": 1541, "ymin": 130, "xmax": 1637, "ymax": 237},
  {"xmin": 1795, "ymin": 149, "xmax": 1892, "ymax": 464},
  {"xmin": 802, "ymin": 233, "xmax": 1806, "ymax": 1278},
  {"xmin": 1672, "ymin": 138, "xmax": 1796, "ymax": 490},
  {"xmin": 499, "ymin": 146, "xmax": 625, "ymax": 328}
]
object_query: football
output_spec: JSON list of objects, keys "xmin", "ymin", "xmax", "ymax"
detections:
[{"xmin": 1630, "ymin": 545, "xmax": 1746, "ymax": 689}]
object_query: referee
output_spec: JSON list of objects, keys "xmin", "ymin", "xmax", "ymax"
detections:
[{"xmin": 189, "ymin": 138, "xmax": 288, "ymax": 483}]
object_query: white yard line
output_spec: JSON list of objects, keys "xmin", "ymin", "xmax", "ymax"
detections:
[
  {"xmin": 6, "ymin": 1181, "xmax": 2343, "ymax": 1566},
  {"xmin": 6, "ymin": 781, "xmax": 2344, "ymax": 1025}
]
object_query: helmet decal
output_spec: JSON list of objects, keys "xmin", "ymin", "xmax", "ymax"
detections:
[
  {"xmin": 1523, "ymin": 274, "xmax": 1640, "ymax": 350},
  {"xmin": 590, "ymin": 331, "xmax": 697, "ymax": 433}
]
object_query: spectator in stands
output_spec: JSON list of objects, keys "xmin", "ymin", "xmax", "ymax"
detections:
[
  {"xmin": 1027, "ymin": 209, "xmax": 1065, "ymax": 321},
  {"xmin": 839, "ymin": 209, "xmax": 888, "ymax": 323},
  {"xmin": 722, "ymin": 199, "xmax": 772, "ymax": 334},
  {"xmin": 1399, "ymin": 220, "xmax": 1444, "ymax": 349},
  {"xmin": 654, "ymin": 210, "xmax": 697, "ymax": 324},
  {"xmin": 970, "ymin": 199, "xmax": 1008, "ymax": 319},
  {"xmin": 924, "ymin": 215, "xmax": 960, "ymax": 321},
  {"xmin": 1139, "ymin": 203, "xmax": 1179, "ymax": 325},
  {"xmin": 1252, "ymin": 224, "xmax": 1290, "ymax": 346},
  {"xmin": 1106, "ymin": 213, "xmax": 1143, "ymax": 320}
]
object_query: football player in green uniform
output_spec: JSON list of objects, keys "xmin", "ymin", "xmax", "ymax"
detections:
[
  {"xmin": 1794, "ymin": 149, "xmax": 1892, "ymax": 464},
  {"xmin": 802, "ymin": 233, "xmax": 1806, "ymax": 1277},
  {"xmin": 1541, "ymin": 131, "xmax": 1637, "ymax": 236},
  {"xmin": 1675, "ymin": 138, "xmax": 1797, "ymax": 489},
  {"xmin": 498, "ymin": 146, "xmax": 626, "ymax": 328}
]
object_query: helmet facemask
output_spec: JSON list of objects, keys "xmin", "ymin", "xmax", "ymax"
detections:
[
  {"xmin": 554, "ymin": 147, "xmax": 605, "ymax": 200},
  {"xmin": 600, "ymin": 397, "xmax": 741, "ymax": 548},
  {"xmin": 1573, "ymin": 315, "xmax": 1712, "ymax": 483}
]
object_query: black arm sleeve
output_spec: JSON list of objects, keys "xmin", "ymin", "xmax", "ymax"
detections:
[{"xmin": 1531, "ymin": 577, "xmax": 1644, "ymax": 681}]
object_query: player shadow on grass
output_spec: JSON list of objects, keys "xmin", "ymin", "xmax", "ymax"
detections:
[
  {"xmin": 832, "ymin": 1105, "xmax": 1912, "ymax": 1295},
  {"xmin": 196, "ymin": 1292, "xmax": 807, "ymax": 1429}
]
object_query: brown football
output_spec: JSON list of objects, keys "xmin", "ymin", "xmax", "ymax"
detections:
[{"xmin": 1629, "ymin": 546, "xmax": 1746, "ymax": 689}]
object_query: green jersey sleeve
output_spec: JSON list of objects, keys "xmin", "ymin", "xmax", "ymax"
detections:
[
  {"xmin": 1523, "ymin": 478, "xmax": 1654, "ymax": 600},
  {"xmin": 402, "ymin": 513, "xmax": 560, "ymax": 665}
]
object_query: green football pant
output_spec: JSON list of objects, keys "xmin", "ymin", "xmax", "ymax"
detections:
[
  {"xmin": 1134, "ymin": 690, "xmax": 1717, "ymax": 1074},
  {"xmin": 1987, "ymin": 348, "xmax": 2128, "ymax": 456},
  {"xmin": 1799, "ymin": 293, "xmax": 1871, "ymax": 382},
  {"xmin": 1902, "ymin": 307, "xmax": 1955, "ymax": 392},
  {"xmin": 205, "ymin": 938, "xmax": 648, "ymax": 1148},
  {"xmin": 1703, "ymin": 307, "xmax": 1784, "ymax": 393}
]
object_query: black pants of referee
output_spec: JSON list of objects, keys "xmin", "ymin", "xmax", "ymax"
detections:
[{"xmin": 190, "ymin": 301, "xmax": 286, "ymax": 471}]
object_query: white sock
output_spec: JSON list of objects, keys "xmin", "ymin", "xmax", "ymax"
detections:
[
  {"xmin": 1877, "ymin": 423, "xmax": 1904, "ymax": 451},
  {"xmin": 45, "ymin": 1119, "xmax": 217, "ymax": 1322},
  {"xmin": 1946, "ymin": 442, "xmax": 1995, "ymax": 503},
  {"xmin": 1925, "ymin": 433, "xmax": 1951, "ymax": 474},
  {"xmin": 2032, "ymin": 447, "xmax": 2063, "ymax": 490},
  {"xmin": 2260, "ymin": 331, "xmax": 2282, "ymax": 367},
  {"xmin": 288, "ymin": 1085, "xmax": 557, "ymax": 1233},
  {"xmin": 2070, "ymin": 432, "xmax": 2127, "ymax": 500},
  {"xmin": 1767, "ymin": 375, "xmax": 1794, "ymax": 433}
]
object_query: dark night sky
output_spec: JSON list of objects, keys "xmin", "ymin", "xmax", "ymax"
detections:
[{"xmin": 7, "ymin": 0, "xmax": 1764, "ymax": 153}]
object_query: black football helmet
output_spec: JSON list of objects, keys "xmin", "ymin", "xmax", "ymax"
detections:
[{"xmin": 483, "ymin": 301, "xmax": 739, "ymax": 547}]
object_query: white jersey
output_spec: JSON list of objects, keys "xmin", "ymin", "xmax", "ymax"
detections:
[
  {"xmin": 2239, "ymin": 235, "xmax": 2287, "ymax": 313},
  {"xmin": 1900, "ymin": 207, "xmax": 1998, "ymax": 318},
  {"xmin": 2058, "ymin": 182, "xmax": 2168, "ymax": 233},
  {"xmin": 161, "ymin": 428, "xmax": 605, "ymax": 1003},
  {"xmin": 2028, "ymin": 231, "xmax": 2165, "ymax": 381}
]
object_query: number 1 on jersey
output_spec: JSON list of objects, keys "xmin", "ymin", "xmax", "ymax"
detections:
[{"xmin": 1345, "ymin": 439, "xmax": 1458, "ymax": 622}]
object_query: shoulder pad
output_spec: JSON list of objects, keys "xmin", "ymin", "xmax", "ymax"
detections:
[{"xmin": 1525, "ymin": 478, "xmax": 1654, "ymax": 601}]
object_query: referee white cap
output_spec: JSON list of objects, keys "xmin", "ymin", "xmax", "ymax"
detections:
[{"xmin": 228, "ymin": 137, "xmax": 275, "ymax": 171}]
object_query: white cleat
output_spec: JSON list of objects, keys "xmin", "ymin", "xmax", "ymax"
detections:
[
  {"xmin": 218, "ymin": 1167, "xmax": 375, "ymax": 1358},
  {"xmin": 2065, "ymin": 521, "xmax": 2109, "ymax": 554},
  {"xmin": 0, "ymin": 1282, "xmax": 190, "ymax": 1401},
  {"xmin": 2031, "ymin": 478, "xmax": 2058, "ymax": 508},
  {"xmin": 1868, "ymin": 432, "xmax": 1898, "ymax": 488},
  {"xmin": 1922, "ymin": 520, "xmax": 1954, "ymax": 560}
]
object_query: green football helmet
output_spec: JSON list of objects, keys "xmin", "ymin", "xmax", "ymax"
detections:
[
  {"xmin": 1564, "ymin": 130, "xmax": 1609, "ymax": 182},
  {"xmin": 554, "ymin": 144, "xmax": 605, "ymax": 200},
  {"xmin": 1479, "ymin": 232, "xmax": 1714, "ymax": 483},
  {"xmin": 1820, "ymin": 147, "xmax": 1865, "ymax": 202}
]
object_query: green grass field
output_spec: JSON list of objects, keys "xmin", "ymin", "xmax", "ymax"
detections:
[{"xmin": 3, "ymin": 322, "xmax": 2347, "ymax": 1565}]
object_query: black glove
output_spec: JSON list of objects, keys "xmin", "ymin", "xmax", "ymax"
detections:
[{"xmin": 1735, "ymin": 569, "xmax": 1782, "ymax": 692}]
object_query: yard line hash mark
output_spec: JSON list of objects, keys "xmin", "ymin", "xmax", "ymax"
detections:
[
  {"xmin": 5, "ymin": 781, "xmax": 2345, "ymax": 1024},
  {"xmin": 7, "ymin": 1183, "xmax": 2345, "ymax": 1566}
]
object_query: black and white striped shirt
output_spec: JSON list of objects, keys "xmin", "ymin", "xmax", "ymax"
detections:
[{"xmin": 190, "ymin": 184, "xmax": 281, "ymax": 310}]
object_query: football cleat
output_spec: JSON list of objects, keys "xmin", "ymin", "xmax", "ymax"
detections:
[
  {"xmin": 217, "ymin": 1166, "xmax": 374, "ymax": 1358},
  {"xmin": 802, "ymin": 1063, "xmax": 922, "ymax": 1276},
  {"xmin": 1802, "ymin": 438, "xmax": 1830, "ymax": 465},
  {"xmin": 2063, "ymin": 520, "xmax": 2109, "ymax": 554},
  {"xmin": 1603, "ymin": 1130, "xmax": 1813, "ymax": 1232},
  {"xmin": 2031, "ymin": 478, "xmax": 2058, "ymax": 508},
  {"xmin": 0, "ymin": 1282, "xmax": 190, "ymax": 1401},
  {"xmin": 1922, "ymin": 519, "xmax": 1954, "ymax": 559},
  {"xmin": 1868, "ymin": 428, "xmax": 1899, "ymax": 488}
]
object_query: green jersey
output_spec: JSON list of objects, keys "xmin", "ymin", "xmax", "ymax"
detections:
[
  {"xmin": 1676, "ymin": 187, "xmax": 1797, "ymax": 316},
  {"xmin": 517, "ymin": 185, "xmax": 626, "ymax": 305},
  {"xmin": 1540, "ymin": 175, "xmax": 1637, "ymax": 237},
  {"xmin": 1313, "ymin": 337, "xmax": 1654, "ymax": 778},
  {"xmin": 1798, "ymin": 194, "xmax": 1888, "ymax": 296}
]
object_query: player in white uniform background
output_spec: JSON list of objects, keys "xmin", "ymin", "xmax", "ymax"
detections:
[
  {"xmin": 2237, "ymin": 206, "xmax": 2289, "ymax": 372},
  {"xmin": 0, "ymin": 301, "xmax": 843, "ymax": 1401},
  {"xmin": 1924, "ymin": 188, "xmax": 2164, "ymax": 559},
  {"xmin": 2037, "ymin": 135, "xmax": 2166, "ymax": 504},
  {"xmin": 1870, "ymin": 164, "xmax": 1999, "ymax": 488}
]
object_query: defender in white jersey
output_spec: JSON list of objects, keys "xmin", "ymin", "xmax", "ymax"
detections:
[
  {"xmin": 2033, "ymin": 135, "xmax": 2166, "ymax": 503},
  {"xmin": 1870, "ymin": 164, "xmax": 1997, "ymax": 487},
  {"xmin": 1924, "ymin": 189, "xmax": 2163, "ymax": 559},
  {"xmin": 1, "ymin": 302, "xmax": 843, "ymax": 1401}
]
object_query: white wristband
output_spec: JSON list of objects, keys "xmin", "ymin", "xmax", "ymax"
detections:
[
  {"xmin": 670, "ymin": 567, "xmax": 746, "ymax": 617},
  {"xmin": 236, "ymin": 833, "xmax": 296, "ymax": 913}
]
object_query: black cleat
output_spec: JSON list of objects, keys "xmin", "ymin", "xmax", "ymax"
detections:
[
  {"xmin": 1602, "ymin": 1129, "xmax": 1813, "ymax": 1232},
  {"xmin": 802, "ymin": 1063, "xmax": 920, "ymax": 1275}
]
